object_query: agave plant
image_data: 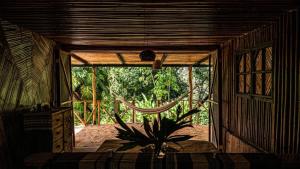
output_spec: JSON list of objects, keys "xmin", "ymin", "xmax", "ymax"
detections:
[{"xmin": 114, "ymin": 105, "xmax": 199, "ymax": 156}]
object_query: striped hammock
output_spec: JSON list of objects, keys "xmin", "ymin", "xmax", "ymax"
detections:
[{"xmin": 114, "ymin": 87, "xmax": 198, "ymax": 114}]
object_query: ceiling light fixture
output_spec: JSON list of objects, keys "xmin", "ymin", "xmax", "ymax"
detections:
[{"xmin": 139, "ymin": 49, "xmax": 156, "ymax": 61}]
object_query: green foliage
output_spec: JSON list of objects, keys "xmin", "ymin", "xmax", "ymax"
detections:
[
  {"xmin": 108, "ymin": 67, "xmax": 151, "ymax": 100},
  {"xmin": 152, "ymin": 67, "xmax": 187, "ymax": 101},
  {"xmin": 72, "ymin": 67, "xmax": 109, "ymax": 100},
  {"xmin": 72, "ymin": 66, "xmax": 210, "ymax": 126},
  {"xmin": 114, "ymin": 106, "xmax": 199, "ymax": 156}
]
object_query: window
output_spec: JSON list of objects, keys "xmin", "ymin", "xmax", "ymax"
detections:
[
  {"xmin": 237, "ymin": 52, "xmax": 251, "ymax": 94},
  {"xmin": 237, "ymin": 47, "xmax": 272, "ymax": 96}
]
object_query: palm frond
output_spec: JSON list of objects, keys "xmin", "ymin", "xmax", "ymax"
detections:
[
  {"xmin": 167, "ymin": 135, "xmax": 194, "ymax": 142},
  {"xmin": 114, "ymin": 113, "xmax": 133, "ymax": 133},
  {"xmin": 131, "ymin": 127, "xmax": 150, "ymax": 142},
  {"xmin": 176, "ymin": 105, "xmax": 182, "ymax": 121},
  {"xmin": 114, "ymin": 107, "xmax": 199, "ymax": 156},
  {"xmin": 153, "ymin": 118, "xmax": 159, "ymax": 137},
  {"xmin": 115, "ymin": 127, "xmax": 135, "ymax": 141},
  {"xmin": 143, "ymin": 117, "xmax": 154, "ymax": 139},
  {"xmin": 176, "ymin": 109, "xmax": 199, "ymax": 122}
]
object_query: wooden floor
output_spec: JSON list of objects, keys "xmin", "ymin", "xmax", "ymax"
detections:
[{"xmin": 74, "ymin": 124, "xmax": 208, "ymax": 152}]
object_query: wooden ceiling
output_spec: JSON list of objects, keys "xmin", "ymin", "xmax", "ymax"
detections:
[
  {"xmin": 71, "ymin": 51, "xmax": 209, "ymax": 66},
  {"xmin": 1, "ymin": 0, "xmax": 298, "ymax": 65}
]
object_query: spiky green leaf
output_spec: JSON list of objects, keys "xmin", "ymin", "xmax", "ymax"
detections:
[
  {"xmin": 114, "ymin": 113, "xmax": 133, "ymax": 133},
  {"xmin": 143, "ymin": 117, "xmax": 154, "ymax": 139},
  {"xmin": 153, "ymin": 118, "xmax": 159, "ymax": 137},
  {"xmin": 176, "ymin": 109, "xmax": 199, "ymax": 122},
  {"xmin": 167, "ymin": 135, "xmax": 193, "ymax": 142}
]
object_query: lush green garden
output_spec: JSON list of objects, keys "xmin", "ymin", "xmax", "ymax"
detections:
[{"xmin": 72, "ymin": 66, "xmax": 210, "ymax": 126}]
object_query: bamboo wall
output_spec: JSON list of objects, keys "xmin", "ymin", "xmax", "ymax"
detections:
[
  {"xmin": 0, "ymin": 20, "xmax": 55, "ymax": 169},
  {"xmin": 216, "ymin": 9, "xmax": 300, "ymax": 157},
  {"xmin": 0, "ymin": 20, "xmax": 55, "ymax": 110},
  {"xmin": 59, "ymin": 50, "xmax": 72, "ymax": 105}
]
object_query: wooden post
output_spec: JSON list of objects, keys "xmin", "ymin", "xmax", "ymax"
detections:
[
  {"xmin": 208, "ymin": 55, "xmax": 212, "ymax": 142},
  {"xmin": 132, "ymin": 100, "xmax": 136, "ymax": 123},
  {"xmin": 97, "ymin": 100, "xmax": 101, "ymax": 126},
  {"xmin": 217, "ymin": 48, "xmax": 223, "ymax": 150},
  {"xmin": 92, "ymin": 66, "xmax": 97, "ymax": 125},
  {"xmin": 83, "ymin": 100, "xmax": 87, "ymax": 126},
  {"xmin": 188, "ymin": 66, "xmax": 193, "ymax": 122}
]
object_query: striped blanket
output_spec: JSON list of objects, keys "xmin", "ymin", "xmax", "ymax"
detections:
[
  {"xmin": 166, "ymin": 153, "xmax": 280, "ymax": 169},
  {"xmin": 24, "ymin": 152, "xmax": 286, "ymax": 169}
]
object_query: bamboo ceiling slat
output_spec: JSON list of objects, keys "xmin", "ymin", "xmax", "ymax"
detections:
[
  {"xmin": 72, "ymin": 52, "xmax": 121, "ymax": 65},
  {"xmin": 1, "ymin": 0, "xmax": 298, "ymax": 49},
  {"xmin": 1, "ymin": 0, "xmax": 298, "ymax": 65}
]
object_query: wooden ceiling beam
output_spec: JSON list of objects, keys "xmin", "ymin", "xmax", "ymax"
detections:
[
  {"xmin": 160, "ymin": 53, "xmax": 168, "ymax": 65},
  {"xmin": 70, "ymin": 53, "xmax": 90, "ymax": 65},
  {"xmin": 116, "ymin": 53, "xmax": 126, "ymax": 64},
  {"xmin": 71, "ymin": 63, "xmax": 210, "ymax": 67},
  {"xmin": 194, "ymin": 55, "xmax": 210, "ymax": 65},
  {"xmin": 1, "ymin": 0, "xmax": 296, "ymax": 7},
  {"xmin": 62, "ymin": 44, "xmax": 219, "ymax": 52}
]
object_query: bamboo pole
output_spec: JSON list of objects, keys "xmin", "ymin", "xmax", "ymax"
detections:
[
  {"xmin": 92, "ymin": 66, "xmax": 97, "ymax": 125},
  {"xmin": 86, "ymin": 111, "xmax": 93, "ymax": 123},
  {"xmin": 132, "ymin": 100, "xmax": 136, "ymax": 123},
  {"xmin": 74, "ymin": 111, "xmax": 85, "ymax": 126},
  {"xmin": 208, "ymin": 54, "xmax": 212, "ymax": 142},
  {"xmin": 83, "ymin": 100, "xmax": 87, "ymax": 126},
  {"xmin": 188, "ymin": 66, "xmax": 193, "ymax": 122},
  {"xmin": 97, "ymin": 100, "xmax": 101, "ymax": 126},
  {"xmin": 102, "ymin": 108, "xmax": 117, "ymax": 123}
]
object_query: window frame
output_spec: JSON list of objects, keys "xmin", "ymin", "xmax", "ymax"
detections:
[{"xmin": 235, "ymin": 45, "xmax": 273, "ymax": 99}]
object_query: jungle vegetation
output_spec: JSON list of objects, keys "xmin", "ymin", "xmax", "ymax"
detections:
[{"xmin": 72, "ymin": 66, "xmax": 210, "ymax": 126}]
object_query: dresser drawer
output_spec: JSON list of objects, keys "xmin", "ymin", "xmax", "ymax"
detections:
[
  {"xmin": 53, "ymin": 126, "xmax": 63, "ymax": 141},
  {"xmin": 53, "ymin": 139, "xmax": 63, "ymax": 153},
  {"xmin": 52, "ymin": 113, "xmax": 63, "ymax": 128}
]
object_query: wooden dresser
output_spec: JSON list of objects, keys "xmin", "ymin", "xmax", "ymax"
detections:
[{"xmin": 24, "ymin": 107, "xmax": 74, "ymax": 155}]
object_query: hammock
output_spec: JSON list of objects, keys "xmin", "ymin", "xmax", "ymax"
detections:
[{"xmin": 113, "ymin": 86, "xmax": 199, "ymax": 114}]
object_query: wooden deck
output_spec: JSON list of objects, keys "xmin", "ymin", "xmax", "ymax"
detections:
[{"xmin": 74, "ymin": 124, "xmax": 208, "ymax": 152}]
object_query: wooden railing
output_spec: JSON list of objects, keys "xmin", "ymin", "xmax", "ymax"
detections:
[{"xmin": 73, "ymin": 98, "xmax": 206, "ymax": 126}]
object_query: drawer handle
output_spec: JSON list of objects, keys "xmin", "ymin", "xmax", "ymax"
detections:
[
  {"xmin": 56, "ymin": 131, "xmax": 60, "ymax": 135},
  {"xmin": 56, "ymin": 145, "xmax": 61, "ymax": 149}
]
